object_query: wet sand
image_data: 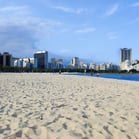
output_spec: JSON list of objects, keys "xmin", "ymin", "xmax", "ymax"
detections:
[{"xmin": 0, "ymin": 73, "xmax": 139, "ymax": 139}]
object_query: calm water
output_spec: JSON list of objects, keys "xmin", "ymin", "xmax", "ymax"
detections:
[{"xmin": 65, "ymin": 73, "xmax": 139, "ymax": 82}]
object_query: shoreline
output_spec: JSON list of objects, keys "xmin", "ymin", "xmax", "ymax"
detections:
[
  {"xmin": 1, "ymin": 72, "xmax": 139, "ymax": 82},
  {"xmin": 0, "ymin": 73, "xmax": 139, "ymax": 139},
  {"xmin": 63, "ymin": 72, "xmax": 139, "ymax": 82}
]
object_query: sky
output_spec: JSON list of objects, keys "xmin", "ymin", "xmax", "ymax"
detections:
[{"xmin": 0, "ymin": 0, "xmax": 139, "ymax": 64}]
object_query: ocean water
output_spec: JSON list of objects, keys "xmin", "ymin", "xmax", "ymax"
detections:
[{"xmin": 65, "ymin": 73, "xmax": 139, "ymax": 82}]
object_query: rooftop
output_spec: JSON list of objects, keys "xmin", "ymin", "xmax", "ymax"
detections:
[{"xmin": 34, "ymin": 51, "xmax": 47, "ymax": 54}]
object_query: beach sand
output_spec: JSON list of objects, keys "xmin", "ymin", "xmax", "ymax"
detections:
[{"xmin": 0, "ymin": 73, "xmax": 139, "ymax": 139}]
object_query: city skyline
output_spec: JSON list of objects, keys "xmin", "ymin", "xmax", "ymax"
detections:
[
  {"xmin": 0, "ymin": 0, "xmax": 139, "ymax": 64},
  {"xmin": 1, "ymin": 49, "xmax": 139, "ymax": 72}
]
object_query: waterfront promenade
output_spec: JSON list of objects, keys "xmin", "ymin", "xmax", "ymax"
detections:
[{"xmin": 0, "ymin": 73, "xmax": 139, "ymax": 139}]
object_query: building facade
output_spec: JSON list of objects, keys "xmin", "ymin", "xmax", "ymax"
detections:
[
  {"xmin": 68, "ymin": 57, "xmax": 80, "ymax": 69},
  {"xmin": 120, "ymin": 48, "xmax": 132, "ymax": 63},
  {"xmin": 49, "ymin": 58, "xmax": 63, "ymax": 69},
  {"xmin": 34, "ymin": 51, "xmax": 48, "ymax": 69},
  {"xmin": 0, "ymin": 52, "xmax": 12, "ymax": 67},
  {"xmin": 79, "ymin": 61, "xmax": 88, "ymax": 69},
  {"xmin": 56, "ymin": 59, "xmax": 63, "ymax": 69},
  {"xmin": 120, "ymin": 48, "xmax": 132, "ymax": 70}
]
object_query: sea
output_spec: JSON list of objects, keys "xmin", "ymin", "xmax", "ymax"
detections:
[{"xmin": 64, "ymin": 73, "xmax": 139, "ymax": 82}]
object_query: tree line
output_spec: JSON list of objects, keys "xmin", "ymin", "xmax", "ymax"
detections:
[{"xmin": 0, "ymin": 65, "xmax": 139, "ymax": 73}]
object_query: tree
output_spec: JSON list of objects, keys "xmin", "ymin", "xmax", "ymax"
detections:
[{"xmin": 129, "ymin": 69, "xmax": 137, "ymax": 73}]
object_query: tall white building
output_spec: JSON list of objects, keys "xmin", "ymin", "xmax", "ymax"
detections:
[
  {"xmin": 69, "ymin": 57, "xmax": 80, "ymax": 69},
  {"xmin": 13, "ymin": 58, "xmax": 35, "ymax": 68},
  {"xmin": 34, "ymin": 51, "xmax": 48, "ymax": 68},
  {"xmin": 99, "ymin": 64, "xmax": 106, "ymax": 71},
  {"xmin": 89, "ymin": 62, "xmax": 119, "ymax": 71},
  {"xmin": 79, "ymin": 61, "xmax": 87, "ymax": 69}
]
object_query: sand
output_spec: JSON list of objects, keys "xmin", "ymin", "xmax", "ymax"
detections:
[{"xmin": 0, "ymin": 73, "xmax": 139, "ymax": 139}]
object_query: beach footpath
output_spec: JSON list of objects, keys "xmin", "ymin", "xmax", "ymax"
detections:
[{"xmin": 0, "ymin": 73, "xmax": 139, "ymax": 139}]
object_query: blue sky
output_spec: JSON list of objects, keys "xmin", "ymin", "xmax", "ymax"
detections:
[{"xmin": 0, "ymin": 0, "xmax": 139, "ymax": 64}]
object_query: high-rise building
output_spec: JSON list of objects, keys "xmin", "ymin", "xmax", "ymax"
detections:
[
  {"xmin": 34, "ymin": 51, "xmax": 48, "ymax": 68},
  {"xmin": 56, "ymin": 59, "xmax": 63, "ymax": 69},
  {"xmin": 49, "ymin": 58, "xmax": 63, "ymax": 69},
  {"xmin": 51, "ymin": 58, "xmax": 57, "ymax": 69},
  {"xmin": 70, "ymin": 57, "xmax": 80, "ymax": 69},
  {"xmin": 120, "ymin": 48, "xmax": 132, "ymax": 63},
  {"xmin": 0, "ymin": 52, "xmax": 12, "ymax": 67},
  {"xmin": 79, "ymin": 61, "xmax": 87, "ymax": 69},
  {"xmin": 120, "ymin": 48, "xmax": 132, "ymax": 70},
  {"xmin": 0, "ymin": 53, "xmax": 3, "ymax": 66}
]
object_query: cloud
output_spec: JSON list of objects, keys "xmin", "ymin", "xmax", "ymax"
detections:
[
  {"xmin": 0, "ymin": 6, "xmax": 63, "ymax": 57},
  {"xmin": 131, "ymin": 2, "xmax": 139, "ymax": 7},
  {"xmin": 0, "ymin": 6, "xmax": 26, "ymax": 12},
  {"xmin": 0, "ymin": 16, "xmax": 44, "ymax": 57},
  {"xmin": 105, "ymin": 4, "xmax": 119, "ymax": 17},
  {"xmin": 52, "ymin": 6, "xmax": 87, "ymax": 14},
  {"xmin": 107, "ymin": 32, "xmax": 118, "ymax": 40},
  {"xmin": 75, "ymin": 27, "xmax": 96, "ymax": 33},
  {"xmin": 0, "ymin": 6, "xmax": 29, "ymax": 16}
]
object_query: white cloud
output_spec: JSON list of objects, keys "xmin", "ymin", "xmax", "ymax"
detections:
[
  {"xmin": 0, "ymin": 6, "xmax": 26, "ymax": 12},
  {"xmin": 131, "ymin": 2, "xmax": 139, "ymax": 7},
  {"xmin": 0, "ymin": 6, "xmax": 63, "ymax": 57},
  {"xmin": 52, "ymin": 6, "xmax": 87, "ymax": 14},
  {"xmin": 0, "ymin": 6, "xmax": 30, "ymax": 16},
  {"xmin": 107, "ymin": 32, "xmax": 118, "ymax": 40},
  {"xmin": 76, "ymin": 27, "xmax": 96, "ymax": 33},
  {"xmin": 105, "ymin": 4, "xmax": 119, "ymax": 16}
]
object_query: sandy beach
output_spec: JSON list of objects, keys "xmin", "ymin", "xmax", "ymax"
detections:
[{"xmin": 0, "ymin": 73, "xmax": 139, "ymax": 139}]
